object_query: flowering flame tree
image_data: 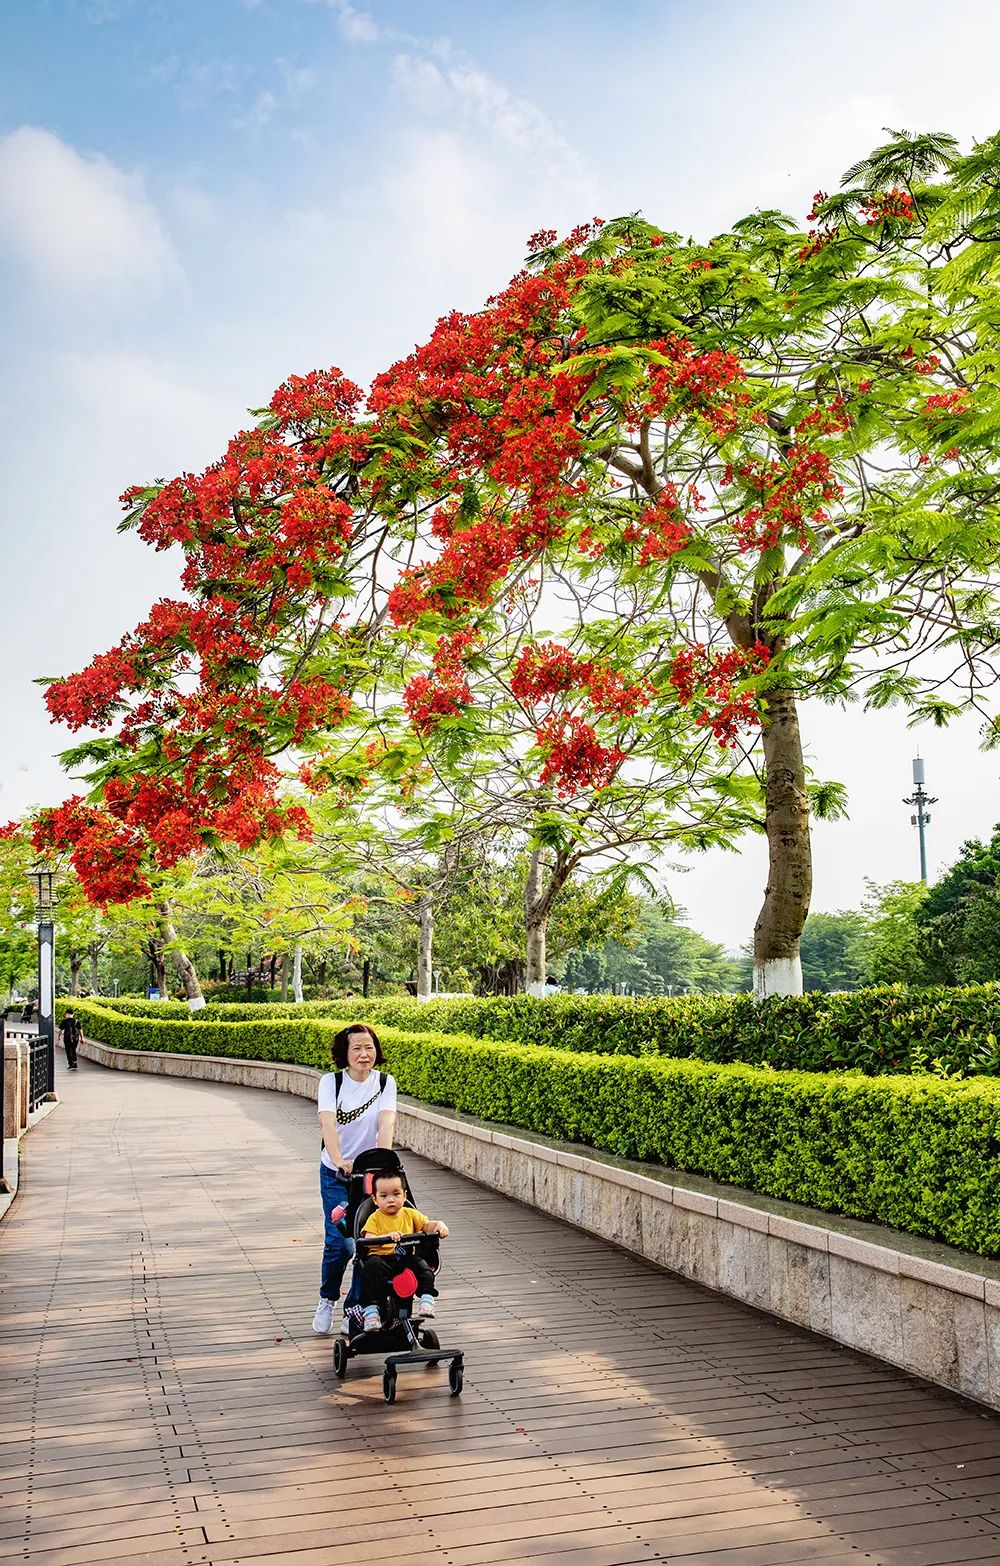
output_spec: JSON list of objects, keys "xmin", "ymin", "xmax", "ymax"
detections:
[{"xmin": 36, "ymin": 128, "xmax": 1000, "ymax": 997}]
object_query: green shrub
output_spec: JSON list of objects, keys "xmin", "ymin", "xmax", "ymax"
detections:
[
  {"xmin": 323, "ymin": 987, "xmax": 1000, "ymax": 1076},
  {"xmin": 91, "ymin": 984, "xmax": 1000, "ymax": 1076},
  {"xmin": 63, "ymin": 996, "xmax": 1000, "ymax": 1258}
]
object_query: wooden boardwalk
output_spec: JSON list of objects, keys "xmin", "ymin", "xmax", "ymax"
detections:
[{"xmin": 3, "ymin": 1061, "xmax": 1000, "ymax": 1566}]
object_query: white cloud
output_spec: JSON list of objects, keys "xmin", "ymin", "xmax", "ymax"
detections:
[
  {"xmin": 235, "ymin": 90, "xmax": 279, "ymax": 129},
  {"xmin": 0, "ymin": 126, "xmax": 177, "ymax": 297},
  {"xmin": 233, "ymin": 56, "xmax": 316, "ymax": 130},
  {"xmin": 167, "ymin": 182, "xmax": 217, "ymax": 226},
  {"xmin": 390, "ymin": 51, "xmax": 581, "ymax": 181},
  {"xmin": 277, "ymin": 58, "xmax": 317, "ymax": 101},
  {"xmin": 308, "ymin": 0, "xmax": 379, "ymax": 44},
  {"xmin": 390, "ymin": 54, "xmax": 449, "ymax": 114}
]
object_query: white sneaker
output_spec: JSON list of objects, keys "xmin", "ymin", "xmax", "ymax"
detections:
[
  {"xmin": 312, "ymin": 1297, "xmax": 335, "ymax": 1335},
  {"xmin": 416, "ymin": 1294, "xmax": 436, "ymax": 1317}
]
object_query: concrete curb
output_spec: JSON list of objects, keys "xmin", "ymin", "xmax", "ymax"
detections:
[{"xmin": 78, "ymin": 1034, "xmax": 1000, "ymax": 1410}]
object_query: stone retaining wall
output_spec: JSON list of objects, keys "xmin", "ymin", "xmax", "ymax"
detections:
[{"xmin": 79, "ymin": 1035, "xmax": 1000, "ymax": 1411}]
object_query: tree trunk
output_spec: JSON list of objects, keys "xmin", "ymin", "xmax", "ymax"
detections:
[
  {"xmin": 88, "ymin": 943, "xmax": 100, "ymax": 995},
  {"xmin": 292, "ymin": 943, "xmax": 304, "ymax": 1004},
  {"xmin": 362, "ymin": 957, "xmax": 371, "ymax": 998},
  {"xmin": 160, "ymin": 903, "xmax": 204, "ymax": 1009},
  {"xmin": 523, "ymin": 848, "xmax": 574, "ymax": 998},
  {"xmin": 280, "ymin": 953, "xmax": 290, "ymax": 1002},
  {"xmin": 70, "ymin": 955, "xmax": 82, "ymax": 997},
  {"xmin": 269, "ymin": 954, "xmax": 277, "ymax": 989},
  {"xmin": 753, "ymin": 688, "xmax": 812, "ymax": 998},
  {"xmin": 218, "ymin": 948, "xmax": 227, "ymax": 982},
  {"xmin": 416, "ymin": 895, "xmax": 433, "ymax": 1001}
]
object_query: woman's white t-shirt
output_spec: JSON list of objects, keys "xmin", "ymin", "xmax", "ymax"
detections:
[{"xmin": 317, "ymin": 1069, "xmax": 397, "ymax": 1169}]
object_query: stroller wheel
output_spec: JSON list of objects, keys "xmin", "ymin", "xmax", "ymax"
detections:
[
  {"xmin": 448, "ymin": 1362, "xmax": 463, "ymax": 1397},
  {"xmin": 332, "ymin": 1337, "xmax": 349, "ymax": 1379},
  {"xmin": 420, "ymin": 1328, "xmax": 439, "ymax": 1358},
  {"xmin": 383, "ymin": 1368, "xmax": 397, "ymax": 1403}
]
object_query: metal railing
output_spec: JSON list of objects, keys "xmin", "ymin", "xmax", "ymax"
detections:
[
  {"xmin": 4, "ymin": 1026, "xmax": 50, "ymax": 1116},
  {"xmin": 28, "ymin": 1037, "xmax": 48, "ymax": 1113}
]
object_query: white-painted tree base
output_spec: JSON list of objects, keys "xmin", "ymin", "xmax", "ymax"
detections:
[
  {"xmin": 525, "ymin": 980, "xmax": 547, "ymax": 999},
  {"xmin": 187, "ymin": 995, "xmax": 206, "ymax": 1012},
  {"xmin": 292, "ymin": 944, "xmax": 303, "ymax": 1004},
  {"xmin": 753, "ymin": 955, "xmax": 803, "ymax": 1000}
]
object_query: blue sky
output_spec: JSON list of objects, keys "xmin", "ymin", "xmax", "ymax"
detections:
[{"xmin": 3, "ymin": 0, "xmax": 1000, "ymax": 946}]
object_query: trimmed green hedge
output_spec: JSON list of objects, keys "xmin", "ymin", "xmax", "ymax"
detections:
[
  {"xmin": 88, "ymin": 984, "xmax": 1000, "ymax": 1077},
  {"xmin": 62, "ymin": 997, "xmax": 1000, "ymax": 1258}
]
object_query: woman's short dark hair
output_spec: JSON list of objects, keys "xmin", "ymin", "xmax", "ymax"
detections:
[{"xmin": 331, "ymin": 1023, "xmax": 384, "ymax": 1070}]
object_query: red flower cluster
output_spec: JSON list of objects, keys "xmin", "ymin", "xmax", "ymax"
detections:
[
  {"xmin": 46, "ymin": 645, "xmax": 139, "ymax": 730},
  {"xmin": 511, "ymin": 642, "xmax": 587, "ymax": 701},
  {"xmin": 388, "ymin": 502, "xmax": 569, "ymax": 626},
  {"xmin": 861, "ymin": 188, "xmax": 915, "ymax": 225},
  {"xmin": 622, "ymin": 485, "xmax": 693, "ymax": 566},
  {"xmin": 797, "ymin": 227, "xmax": 839, "ymax": 263},
  {"xmin": 268, "ymin": 367, "xmax": 363, "ymax": 431},
  {"xmin": 669, "ymin": 642, "xmax": 771, "ymax": 746},
  {"xmin": 587, "ymin": 665, "xmax": 651, "ymax": 718},
  {"xmin": 729, "ymin": 441, "xmax": 843, "ymax": 553},
  {"xmin": 639, "ymin": 335, "xmax": 748, "ymax": 439},
  {"xmin": 795, "ymin": 397, "xmax": 852, "ymax": 437},
  {"xmin": 277, "ymin": 488, "xmax": 353, "ymax": 555},
  {"xmin": 0, "ymin": 821, "xmax": 22, "ymax": 840},
  {"xmin": 284, "ymin": 679, "xmax": 352, "ymax": 742},
  {"xmin": 403, "ymin": 628, "xmax": 479, "ymax": 735},
  {"xmin": 373, "ymin": 249, "xmax": 602, "ymax": 623},
  {"xmin": 32, "ymin": 798, "xmax": 150, "ymax": 907},
  {"xmin": 923, "ymin": 390, "xmax": 972, "ymax": 420},
  {"xmin": 535, "ymin": 714, "xmax": 625, "ymax": 796},
  {"xmin": 512, "ymin": 643, "xmax": 649, "ymax": 719},
  {"xmin": 212, "ymin": 782, "xmax": 311, "ymax": 850}
]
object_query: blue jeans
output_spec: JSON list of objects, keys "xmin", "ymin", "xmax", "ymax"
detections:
[{"xmin": 319, "ymin": 1164, "xmax": 361, "ymax": 1307}]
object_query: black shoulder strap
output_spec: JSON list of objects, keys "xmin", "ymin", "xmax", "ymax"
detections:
[
  {"xmin": 379, "ymin": 1071, "xmax": 387, "ymax": 1093},
  {"xmin": 321, "ymin": 1070, "xmax": 345, "ymax": 1153}
]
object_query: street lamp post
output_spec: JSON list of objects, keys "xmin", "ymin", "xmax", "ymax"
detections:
[
  {"xmin": 28, "ymin": 863, "xmax": 57, "ymax": 1096},
  {"xmin": 902, "ymin": 756, "xmax": 937, "ymax": 883}
]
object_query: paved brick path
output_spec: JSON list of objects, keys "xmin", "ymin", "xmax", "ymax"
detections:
[{"xmin": 4, "ymin": 1058, "xmax": 1000, "ymax": 1565}]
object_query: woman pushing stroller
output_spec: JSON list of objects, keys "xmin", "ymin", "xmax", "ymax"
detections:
[{"xmin": 312, "ymin": 1023, "xmax": 397, "ymax": 1337}]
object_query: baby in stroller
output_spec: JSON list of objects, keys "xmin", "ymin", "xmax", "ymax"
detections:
[
  {"xmin": 359, "ymin": 1169, "xmax": 449, "ymax": 1333},
  {"xmin": 332, "ymin": 1149, "xmax": 463, "ymax": 1399}
]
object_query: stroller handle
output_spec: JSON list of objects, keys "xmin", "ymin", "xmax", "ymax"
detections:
[{"xmin": 355, "ymin": 1233, "xmax": 427, "ymax": 1248}]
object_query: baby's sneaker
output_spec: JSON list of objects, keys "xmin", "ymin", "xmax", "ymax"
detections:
[
  {"xmin": 362, "ymin": 1306, "xmax": 382, "ymax": 1333},
  {"xmin": 416, "ymin": 1294, "xmax": 436, "ymax": 1317}
]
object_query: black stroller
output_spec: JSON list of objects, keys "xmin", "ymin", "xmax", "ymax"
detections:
[{"xmin": 331, "ymin": 1148, "xmax": 464, "ymax": 1402}]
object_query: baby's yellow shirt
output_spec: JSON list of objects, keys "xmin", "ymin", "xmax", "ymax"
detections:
[{"xmin": 362, "ymin": 1207, "xmax": 430, "ymax": 1256}]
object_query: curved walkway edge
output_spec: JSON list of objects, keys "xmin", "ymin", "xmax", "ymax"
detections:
[{"xmin": 78, "ymin": 1035, "xmax": 1000, "ymax": 1412}]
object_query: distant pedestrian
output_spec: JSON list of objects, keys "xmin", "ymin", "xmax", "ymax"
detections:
[{"xmin": 60, "ymin": 1010, "xmax": 81, "ymax": 1070}]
